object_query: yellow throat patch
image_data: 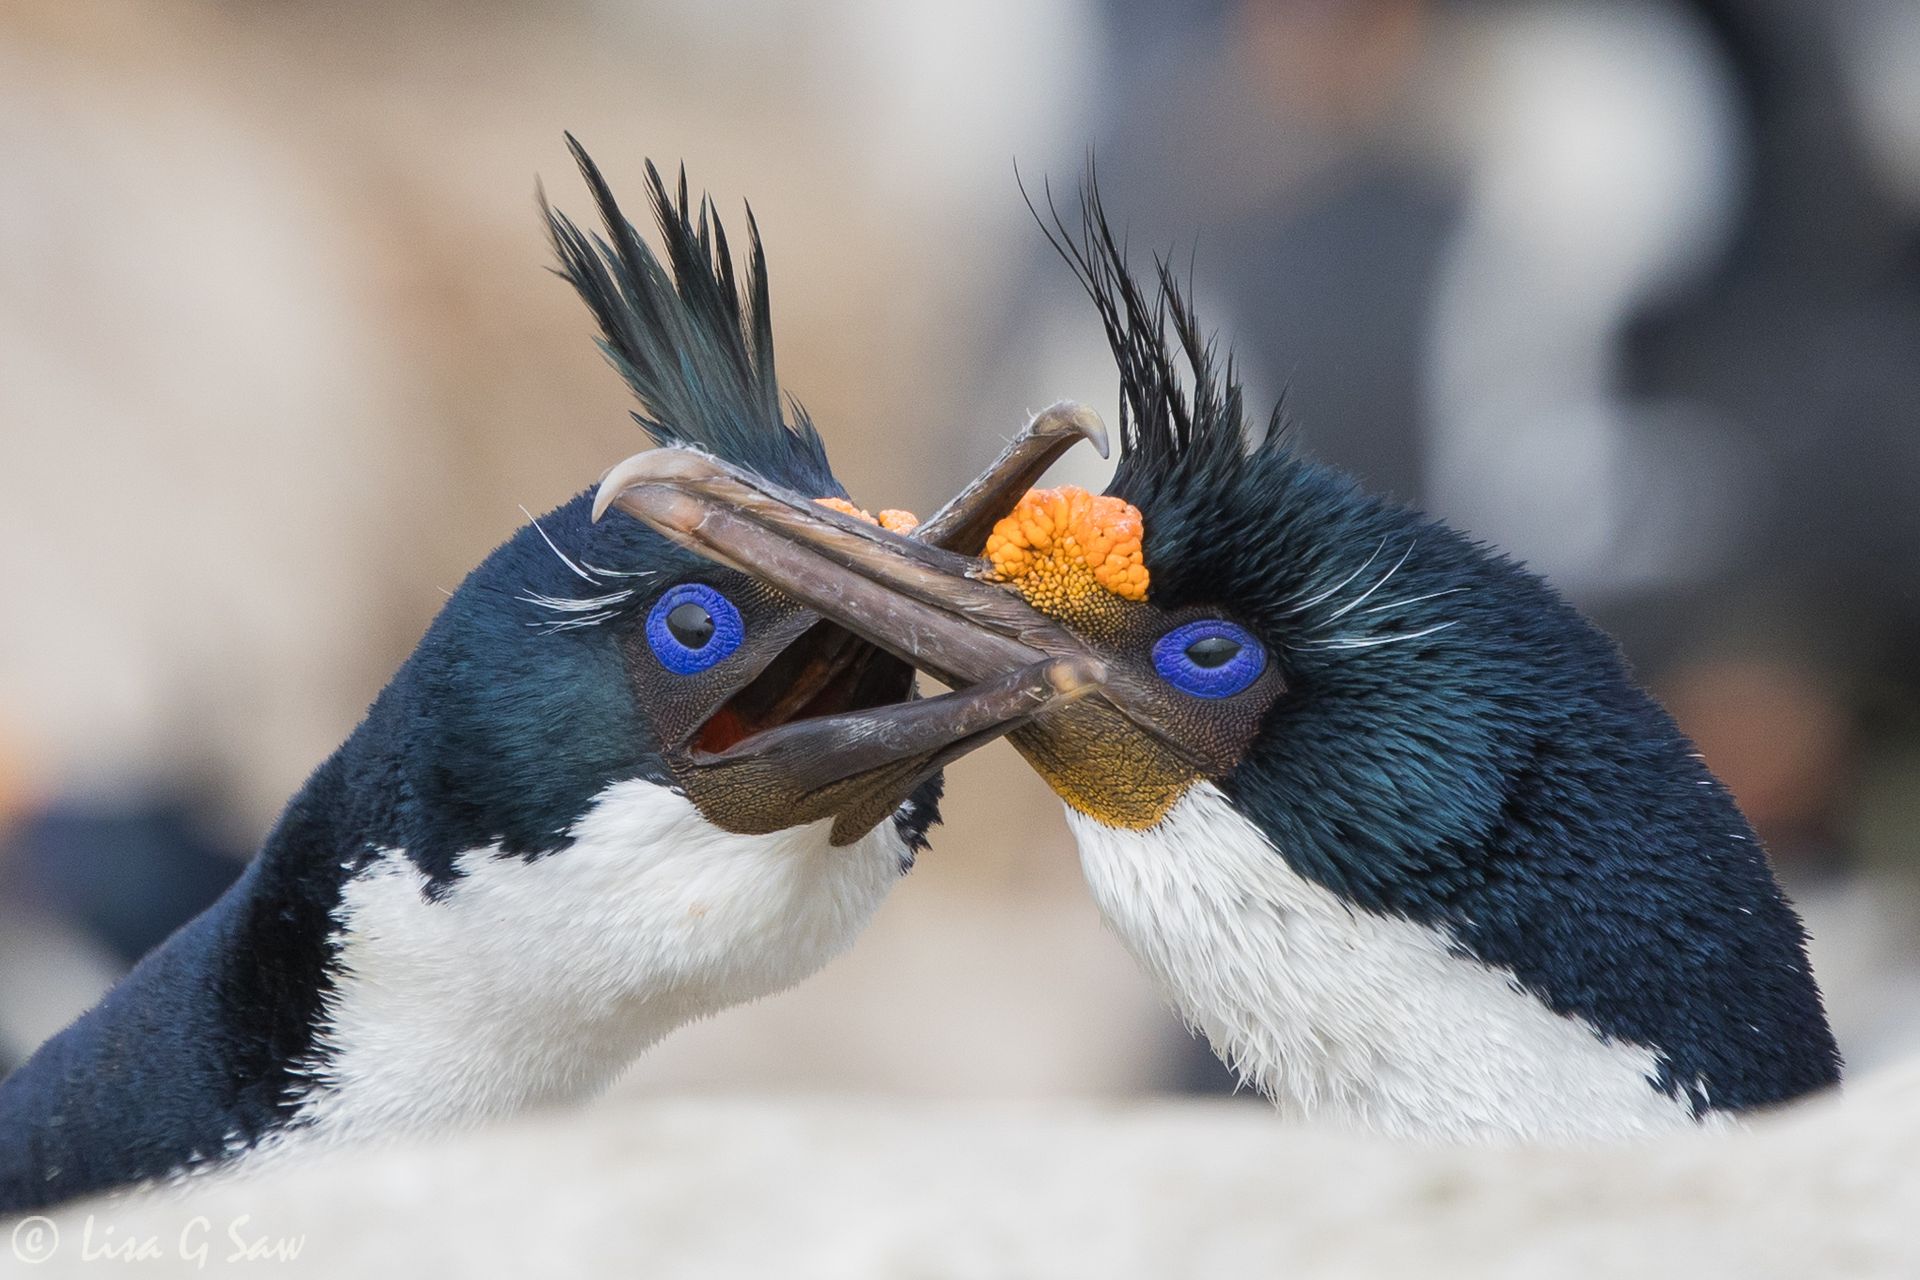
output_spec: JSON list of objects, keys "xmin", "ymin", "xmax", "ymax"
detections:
[
  {"xmin": 983, "ymin": 485, "xmax": 1149, "ymax": 614},
  {"xmin": 984, "ymin": 487, "xmax": 1194, "ymax": 830}
]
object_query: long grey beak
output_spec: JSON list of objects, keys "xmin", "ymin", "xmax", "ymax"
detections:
[
  {"xmin": 911, "ymin": 401, "xmax": 1108, "ymax": 552},
  {"xmin": 592, "ymin": 404, "xmax": 1112, "ymax": 693},
  {"xmin": 595, "ymin": 405, "xmax": 1281, "ymax": 834}
]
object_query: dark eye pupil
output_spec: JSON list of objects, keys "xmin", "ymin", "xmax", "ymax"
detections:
[
  {"xmin": 1185, "ymin": 636, "xmax": 1241, "ymax": 669},
  {"xmin": 666, "ymin": 602, "xmax": 715, "ymax": 649}
]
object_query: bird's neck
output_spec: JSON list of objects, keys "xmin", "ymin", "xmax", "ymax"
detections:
[
  {"xmin": 286, "ymin": 777, "xmax": 907, "ymax": 1150},
  {"xmin": 0, "ymin": 765, "xmax": 351, "ymax": 1212},
  {"xmin": 0, "ymin": 764, "xmax": 910, "ymax": 1211},
  {"xmin": 1069, "ymin": 784, "xmax": 1711, "ymax": 1143}
]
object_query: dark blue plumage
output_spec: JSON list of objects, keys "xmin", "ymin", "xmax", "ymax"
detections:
[
  {"xmin": 1159, "ymin": 453, "xmax": 1838, "ymax": 1112},
  {"xmin": 0, "ymin": 804, "xmax": 341, "ymax": 1205},
  {"xmin": 543, "ymin": 135, "xmax": 844, "ymax": 501}
]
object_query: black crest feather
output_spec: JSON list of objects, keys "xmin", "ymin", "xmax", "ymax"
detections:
[
  {"xmin": 544, "ymin": 135, "xmax": 842, "ymax": 496},
  {"xmin": 1024, "ymin": 168, "xmax": 1288, "ymax": 507}
]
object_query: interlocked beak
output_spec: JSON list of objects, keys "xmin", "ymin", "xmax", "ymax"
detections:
[{"xmin": 592, "ymin": 403, "xmax": 1123, "ymax": 842}]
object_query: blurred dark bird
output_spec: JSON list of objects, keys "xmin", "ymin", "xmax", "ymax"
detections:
[
  {"xmin": 0, "ymin": 141, "xmax": 1097, "ymax": 1214},
  {"xmin": 601, "ymin": 183, "xmax": 1842, "ymax": 1142}
]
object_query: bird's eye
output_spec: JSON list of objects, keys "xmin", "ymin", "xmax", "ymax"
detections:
[
  {"xmin": 1184, "ymin": 635, "xmax": 1241, "ymax": 668},
  {"xmin": 666, "ymin": 602, "xmax": 714, "ymax": 649},
  {"xmin": 1152, "ymin": 619, "xmax": 1266, "ymax": 698},
  {"xmin": 646, "ymin": 583, "xmax": 743, "ymax": 674}
]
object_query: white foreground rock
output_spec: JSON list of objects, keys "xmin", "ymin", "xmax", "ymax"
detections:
[{"xmin": 17, "ymin": 1060, "xmax": 1914, "ymax": 1279}]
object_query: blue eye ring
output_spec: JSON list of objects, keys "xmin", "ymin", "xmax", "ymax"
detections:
[
  {"xmin": 646, "ymin": 583, "xmax": 744, "ymax": 675},
  {"xmin": 1152, "ymin": 619, "xmax": 1266, "ymax": 698}
]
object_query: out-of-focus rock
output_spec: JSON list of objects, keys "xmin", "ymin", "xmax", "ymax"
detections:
[{"xmin": 30, "ymin": 1059, "xmax": 1915, "ymax": 1279}]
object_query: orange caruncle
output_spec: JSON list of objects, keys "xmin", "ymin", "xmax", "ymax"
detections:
[
  {"xmin": 813, "ymin": 497, "xmax": 919, "ymax": 534},
  {"xmin": 984, "ymin": 486, "xmax": 1149, "ymax": 611}
]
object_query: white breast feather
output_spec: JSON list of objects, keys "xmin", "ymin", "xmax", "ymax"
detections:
[
  {"xmin": 274, "ymin": 778, "xmax": 906, "ymax": 1152},
  {"xmin": 1070, "ymin": 783, "xmax": 1713, "ymax": 1143}
]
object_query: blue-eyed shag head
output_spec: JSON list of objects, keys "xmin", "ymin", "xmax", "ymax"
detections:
[
  {"xmin": 0, "ymin": 140, "xmax": 1103, "ymax": 1214},
  {"xmin": 602, "ymin": 182, "xmax": 1843, "ymax": 1143}
]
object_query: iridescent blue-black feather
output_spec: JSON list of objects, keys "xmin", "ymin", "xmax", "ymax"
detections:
[
  {"xmin": 1024, "ymin": 170, "xmax": 1282, "ymax": 513},
  {"xmin": 544, "ymin": 136, "xmax": 842, "ymax": 498}
]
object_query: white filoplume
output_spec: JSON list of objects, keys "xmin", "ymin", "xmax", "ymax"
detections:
[
  {"xmin": 1070, "ymin": 782, "xmax": 1709, "ymax": 1142},
  {"xmin": 286, "ymin": 778, "xmax": 908, "ymax": 1147}
]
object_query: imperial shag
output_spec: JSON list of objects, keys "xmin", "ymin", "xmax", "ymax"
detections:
[
  {"xmin": 0, "ymin": 142, "xmax": 1101, "ymax": 1213},
  {"xmin": 598, "ymin": 185, "xmax": 1841, "ymax": 1143}
]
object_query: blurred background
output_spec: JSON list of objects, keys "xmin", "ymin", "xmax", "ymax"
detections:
[{"xmin": 2, "ymin": 0, "xmax": 1917, "ymax": 1100}]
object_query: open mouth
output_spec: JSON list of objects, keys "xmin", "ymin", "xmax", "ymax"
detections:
[
  {"xmin": 691, "ymin": 622, "xmax": 915, "ymax": 760},
  {"xmin": 598, "ymin": 402, "xmax": 1113, "ymax": 844}
]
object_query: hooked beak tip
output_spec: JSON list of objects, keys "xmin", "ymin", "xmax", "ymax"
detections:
[
  {"xmin": 589, "ymin": 483, "xmax": 619, "ymax": 523},
  {"xmin": 594, "ymin": 448, "xmax": 728, "ymax": 523},
  {"xmin": 1032, "ymin": 401, "xmax": 1110, "ymax": 461}
]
